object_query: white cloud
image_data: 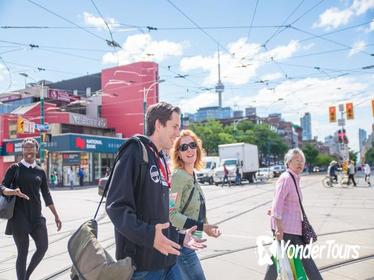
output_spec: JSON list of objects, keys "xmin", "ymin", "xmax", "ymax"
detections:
[
  {"xmin": 303, "ymin": 43, "xmax": 315, "ymax": 50},
  {"xmin": 176, "ymin": 91, "xmax": 218, "ymax": 113},
  {"xmin": 313, "ymin": 0, "xmax": 374, "ymax": 30},
  {"xmin": 0, "ymin": 64, "xmax": 6, "ymax": 82},
  {"xmin": 83, "ymin": 12, "xmax": 119, "ymax": 30},
  {"xmin": 260, "ymin": 72, "xmax": 283, "ymax": 81},
  {"xmin": 366, "ymin": 20, "xmax": 374, "ymax": 32},
  {"xmin": 180, "ymin": 38, "xmax": 300, "ymax": 86},
  {"xmin": 102, "ymin": 33, "xmax": 184, "ymax": 65},
  {"xmin": 348, "ymin": 41, "xmax": 366, "ymax": 56},
  {"xmin": 313, "ymin": 7, "xmax": 353, "ymax": 30},
  {"xmin": 352, "ymin": 0, "xmax": 374, "ymax": 15}
]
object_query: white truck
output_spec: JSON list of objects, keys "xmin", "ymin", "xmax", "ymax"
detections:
[
  {"xmin": 213, "ymin": 143, "xmax": 259, "ymax": 184},
  {"xmin": 196, "ymin": 156, "xmax": 220, "ymax": 185}
]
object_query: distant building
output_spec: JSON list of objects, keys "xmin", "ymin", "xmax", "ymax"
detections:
[
  {"xmin": 300, "ymin": 112, "xmax": 312, "ymax": 141},
  {"xmin": 193, "ymin": 106, "xmax": 232, "ymax": 122},
  {"xmin": 233, "ymin": 110, "xmax": 243, "ymax": 118},
  {"xmin": 359, "ymin": 128, "xmax": 367, "ymax": 152},
  {"xmin": 245, "ymin": 107, "xmax": 256, "ymax": 117}
]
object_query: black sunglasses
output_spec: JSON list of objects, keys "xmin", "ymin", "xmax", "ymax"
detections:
[{"xmin": 178, "ymin": 141, "xmax": 197, "ymax": 152}]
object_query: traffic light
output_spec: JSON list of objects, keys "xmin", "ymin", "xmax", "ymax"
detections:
[
  {"xmin": 16, "ymin": 116, "xmax": 24, "ymax": 133},
  {"xmin": 329, "ymin": 106, "xmax": 336, "ymax": 122},
  {"xmin": 346, "ymin": 102, "xmax": 354, "ymax": 120},
  {"xmin": 41, "ymin": 133, "xmax": 52, "ymax": 143}
]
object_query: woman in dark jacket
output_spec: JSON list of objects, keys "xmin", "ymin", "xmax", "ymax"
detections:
[{"xmin": 0, "ymin": 138, "xmax": 62, "ymax": 280}]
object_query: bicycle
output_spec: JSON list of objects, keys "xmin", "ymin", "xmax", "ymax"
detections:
[
  {"xmin": 322, "ymin": 175, "xmax": 339, "ymax": 188},
  {"xmin": 322, "ymin": 173, "xmax": 349, "ymax": 188}
]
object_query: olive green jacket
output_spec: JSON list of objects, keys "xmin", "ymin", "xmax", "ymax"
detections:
[{"xmin": 169, "ymin": 168, "xmax": 207, "ymax": 230}]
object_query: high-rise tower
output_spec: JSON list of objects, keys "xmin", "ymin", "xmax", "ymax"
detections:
[{"xmin": 215, "ymin": 48, "xmax": 224, "ymax": 107}]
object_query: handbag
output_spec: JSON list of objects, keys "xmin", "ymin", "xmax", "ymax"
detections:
[
  {"xmin": 288, "ymin": 172, "xmax": 317, "ymax": 244},
  {"xmin": 0, "ymin": 163, "xmax": 19, "ymax": 220}
]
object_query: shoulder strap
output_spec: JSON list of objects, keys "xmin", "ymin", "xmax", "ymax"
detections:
[
  {"xmin": 181, "ymin": 188, "xmax": 195, "ymax": 215},
  {"xmin": 10, "ymin": 163, "xmax": 19, "ymax": 189},
  {"xmin": 287, "ymin": 171, "xmax": 307, "ymax": 218},
  {"xmin": 181, "ymin": 172, "xmax": 197, "ymax": 214},
  {"xmin": 93, "ymin": 136, "xmax": 148, "ymax": 220}
]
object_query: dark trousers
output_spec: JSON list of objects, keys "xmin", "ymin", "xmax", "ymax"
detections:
[
  {"xmin": 348, "ymin": 174, "xmax": 356, "ymax": 186},
  {"xmin": 79, "ymin": 176, "xmax": 83, "ymax": 186},
  {"xmin": 13, "ymin": 223, "xmax": 48, "ymax": 280},
  {"xmin": 222, "ymin": 175, "xmax": 230, "ymax": 187},
  {"xmin": 264, "ymin": 233, "xmax": 322, "ymax": 280}
]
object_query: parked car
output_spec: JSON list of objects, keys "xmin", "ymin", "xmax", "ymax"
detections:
[
  {"xmin": 313, "ymin": 166, "xmax": 320, "ymax": 172},
  {"xmin": 196, "ymin": 156, "xmax": 220, "ymax": 185},
  {"xmin": 256, "ymin": 167, "xmax": 274, "ymax": 181},
  {"xmin": 98, "ymin": 176, "xmax": 109, "ymax": 196},
  {"xmin": 270, "ymin": 165, "xmax": 285, "ymax": 177}
]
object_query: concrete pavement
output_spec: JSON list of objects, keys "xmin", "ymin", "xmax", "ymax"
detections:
[{"xmin": 0, "ymin": 173, "xmax": 373, "ymax": 279}]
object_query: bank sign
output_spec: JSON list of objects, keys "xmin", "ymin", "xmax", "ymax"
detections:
[{"xmin": 1, "ymin": 134, "xmax": 125, "ymax": 155}]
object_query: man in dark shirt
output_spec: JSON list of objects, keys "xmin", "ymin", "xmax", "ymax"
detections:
[
  {"xmin": 106, "ymin": 102, "xmax": 204, "ymax": 279},
  {"xmin": 1, "ymin": 137, "xmax": 62, "ymax": 280}
]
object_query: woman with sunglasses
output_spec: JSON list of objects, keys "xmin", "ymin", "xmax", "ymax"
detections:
[{"xmin": 170, "ymin": 129, "xmax": 221, "ymax": 280}]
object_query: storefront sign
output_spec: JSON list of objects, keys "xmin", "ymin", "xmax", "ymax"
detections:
[
  {"xmin": 69, "ymin": 113, "xmax": 107, "ymax": 128},
  {"xmin": 48, "ymin": 89, "xmax": 80, "ymax": 103},
  {"xmin": 62, "ymin": 153, "xmax": 80, "ymax": 165},
  {"xmin": 2, "ymin": 133, "xmax": 125, "ymax": 156},
  {"xmin": 0, "ymin": 94, "xmax": 22, "ymax": 102},
  {"xmin": 3, "ymin": 155, "xmax": 15, "ymax": 163}
]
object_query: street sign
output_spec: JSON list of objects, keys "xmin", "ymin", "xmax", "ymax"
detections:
[
  {"xmin": 338, "ymin": 118, "xmax": 345, "ymax": 126},
  {"xmin": 35, "ymin": 124, "xmax": 49, "ymax": 132}
]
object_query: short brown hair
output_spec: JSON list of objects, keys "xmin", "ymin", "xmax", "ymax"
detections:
[
  {"xmin": 171, "ymin": 129, "xmax": 205, "ymax": 171},
  {"xmin": 146, "ymin": 102, "xmax": 180, "ymax": 136}
]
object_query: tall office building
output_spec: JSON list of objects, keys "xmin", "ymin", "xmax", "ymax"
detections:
[
  {"xmin": 300, "ymin": 112, "xmax": 312, "ymax": 141},
  {"xmin": 359, "ymin": 128, "xmax": 367, "ymax": 152}
]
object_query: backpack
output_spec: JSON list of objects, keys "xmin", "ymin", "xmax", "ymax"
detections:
[
  {"xmin": 101, "ymin": 135, "xmax": 149, "ymax": 199},
  {"xmin": 68, "ymin": 136, "xmax": 149, "ymax": 280}
]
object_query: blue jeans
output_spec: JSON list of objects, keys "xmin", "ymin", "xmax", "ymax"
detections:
[
  {"xmin": 177, "ymin": 247, "xmax": 206, "ymax": 280},
  {"xmin": 131, "ymin": 263, "xmax": 181, "ymax": 280}
]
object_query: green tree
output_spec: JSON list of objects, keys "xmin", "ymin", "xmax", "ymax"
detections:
[
  {"xmin": 189, "ymin": 119, "xmax": 288, "ymax": 162},
  {"xmin": 315, "ymin": 153, "xmax": 336, "ymax": 167},
  {"xmin": 189, "ymin": 120, "xmax": 225, "ymax": 155},
  {"xmin": 302, "ymin": 144, "xmax": 319, "ymax": 166},
  {"xmin": 365, "ymin": 146, "xmax": 374, "ymax": 165},
  {"xmin": 349, "ymin": 149, "xmax": 358, "ymax": 163}
]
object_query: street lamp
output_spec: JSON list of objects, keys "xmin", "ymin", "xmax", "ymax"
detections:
[
  {"xmin": 142, "ymin": 79, "xmax": 165, "ymax": 134},
  {"xmin": 18, "ymin": 73, "xmax": 46, "ymax": 165}
]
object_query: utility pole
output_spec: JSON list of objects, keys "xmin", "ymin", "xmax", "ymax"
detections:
[
  {"xmin": 40, "ymin": 81, "xmax": 45, "ymax": 165},
  {"xmin": 338, "ymin": 104, "xmax": 348, "ymax": 161}
]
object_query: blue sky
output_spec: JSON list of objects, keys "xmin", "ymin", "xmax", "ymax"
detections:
[{"xmin": 0, "ymin": 0, "xmax": 373, "ymax": 152}]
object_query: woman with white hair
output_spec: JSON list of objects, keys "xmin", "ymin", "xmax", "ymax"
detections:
[{"xmin": 264, "ymin": 148, "xmax": 322, "ymax": 280}]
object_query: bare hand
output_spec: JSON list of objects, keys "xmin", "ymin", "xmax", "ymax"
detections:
[
  {"xmin": 203, "ymin": 224, "xmax": 221, "ymax": 238},
  {"xmin": 153, "ymin": 223, "xmax": 181, "ymax": 256},
  {"xmin": 275, "ymin": 228, "xmax": 284, "ymax": 241},
  {"xmin": 55, "ymin": 217, "xmax": 62, "ymax": 231},
  {"xmin": 183, "ymin": 226, "xmax": 207, "ymax": 250},
  {"xmin": 13, "ymin": 188, "xmax": 29, "ymax": 200}
]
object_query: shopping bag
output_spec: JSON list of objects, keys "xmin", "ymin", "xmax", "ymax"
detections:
[{"xmin": 272, "ymin": 240, "xmax": 294, "ymax": 280}]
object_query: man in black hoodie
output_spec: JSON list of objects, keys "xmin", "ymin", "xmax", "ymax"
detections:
[{"xmin": 106, "ymin": 102, "xmax": 204, "ymax": 279}]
